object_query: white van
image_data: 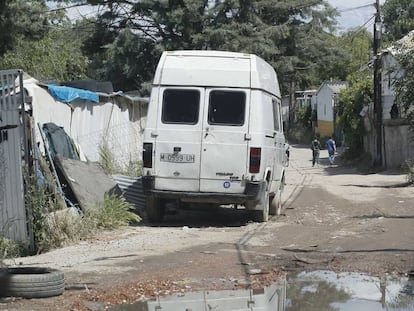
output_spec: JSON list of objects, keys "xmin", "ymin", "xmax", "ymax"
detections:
[{"xmin": 142, "ymin": 50, "xmax": 286, "ymax": 222}]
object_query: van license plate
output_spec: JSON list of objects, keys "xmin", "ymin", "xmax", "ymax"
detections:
[{"xmin": 160, "ymin": 153, "xmax": 195, "ymax": 163}]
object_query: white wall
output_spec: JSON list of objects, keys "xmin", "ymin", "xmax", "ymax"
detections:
[
  {"xmin": 25, "ymin": 80, "xmax": 147, "ymax": 170},
  {"xmin": 383, "ymin": 121, "xmax": 414, "ymax": 168},
  {"xmin": 317, "ymin": 85, "xmax": 335, "ymax": 122}
]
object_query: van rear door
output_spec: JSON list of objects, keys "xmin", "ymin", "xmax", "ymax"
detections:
[
  {"xmin": 153, "ymin": 87, "xmax": 204, "ymax": 192},
  {"xmin": 199, "ymin": 89, "xmax": 250, "ymax": 193}
]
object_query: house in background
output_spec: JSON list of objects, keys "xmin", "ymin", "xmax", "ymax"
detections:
[
  {"xmin": 362, "ymin": 30, "xmax": 414, "ymax": 168},
  {"xmin": 315, "ymin": 81, "xmax": 346, "ymax": 138},
  {"xmin": 296, "ymin": 89, "xmax": 317, "ymax": 110}
]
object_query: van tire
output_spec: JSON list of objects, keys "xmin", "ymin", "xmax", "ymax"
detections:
[
  {"xmin": 145, "ymin": 197, "xmax": 165, "ymax": 223},
  {"xmin": 252, "ymin": 182, "xmax": 269, "ymax": 222}
]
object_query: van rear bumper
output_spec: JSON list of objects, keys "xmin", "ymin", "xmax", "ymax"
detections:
[{"xmin": 142, "ymin": 176, "xmax": 264, "ymax": 204}]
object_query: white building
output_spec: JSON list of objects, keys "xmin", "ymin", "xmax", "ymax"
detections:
[{"xmin": 315, "ymin": 81, "xmax": 346, "ymax": 137}]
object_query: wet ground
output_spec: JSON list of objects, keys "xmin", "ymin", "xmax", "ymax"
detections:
[
  {"xmin": 108, "ymin": 270, "xmax": 414, "ymax": 311},
  {"xmin": 286, "ymin": 270, "xmax": 414, "ymax": 311},
  {"xmin": 2, "ymin": 145, "xmax": 414, "ymax": 310}
]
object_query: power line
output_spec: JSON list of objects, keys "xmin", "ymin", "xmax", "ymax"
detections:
[
  {"xmin": 352, "ymin": 14, "xmax": 376, "ymax": 34},
  {"xmin": 338, "ymin": 3, "xmax": 375, "ymax": 13}
]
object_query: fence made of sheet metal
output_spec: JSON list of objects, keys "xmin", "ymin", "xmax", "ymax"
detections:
[
  {"xmin": 112, "ymin": 175, "xmax": 145, "ymax": 213},
  {"xmin": 0, "ymin": 70, "xmax": 30, "ymax": 245}
]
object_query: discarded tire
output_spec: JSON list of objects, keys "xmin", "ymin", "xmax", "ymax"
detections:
[{"xmin": 0, "ymin": 267, "xmax": 65, "ymax": 298}]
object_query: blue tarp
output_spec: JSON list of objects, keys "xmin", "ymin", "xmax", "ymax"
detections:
[{"xmin": 47, "ymin": 84, "xmax": 99, "ymax": 103}]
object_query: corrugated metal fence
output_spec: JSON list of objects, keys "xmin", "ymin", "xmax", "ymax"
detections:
[
  {"xmin": 0, "ymin": 69, "xmax": 29, "ymax": 244},
  {"xmin": 112, "ymin": 175, "xmax": 146, "ymax": 213}
]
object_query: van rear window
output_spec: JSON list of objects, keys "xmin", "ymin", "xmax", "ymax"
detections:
[
  {"xmin": 208, "ymin": 91, "xmax": 245, "ymax": 126},
  {"xmin": 162, "ymin": 89, "xmax": 200, "ymax": 124}
]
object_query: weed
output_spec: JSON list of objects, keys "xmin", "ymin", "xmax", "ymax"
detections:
[
  {"xmin": 28, "ymin": 179, "xmax": 85, "ymax": 253},
  {"xmin": 88, "ymin": 193, "xmax": 141, "ymax": 229},
  {"xmin": 0, "ymin": 237, "xmax": 26, "ymax": 260},
  {"xmin": 99, "ymin": 143, "xmax": 118, "ymax": 175},
  {"xmin": 28, "ymin": 177, "xmax": 141, "ymax": 254},
  {"xmin": 404, "ymin": 159, "xmax": 414, "ymax": 184},
  {"xmin": 99, "ymin": 143, "xmax": 142, "ymax": 176}
]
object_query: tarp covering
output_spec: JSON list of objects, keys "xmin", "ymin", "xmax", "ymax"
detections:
[
  {"xmin": 47, "ymin": 84, "xmax": 99, "ymax": 103},
  {"xmin": 42, "ymin": 122, "xmax": 79, "ymax": 161}
]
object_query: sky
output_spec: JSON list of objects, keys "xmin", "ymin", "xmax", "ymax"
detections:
[{"xmin": 328, "ymin": 0, "xmax": 387, "ymax": 32}]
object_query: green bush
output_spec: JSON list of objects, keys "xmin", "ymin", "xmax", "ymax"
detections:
[
  {"xmin": 28, "ymin": 180, "xmax": 87, "ymax": 253},
  {"xmin": 28, "ymin": 175, "xmax": 141, "ymax": 254},
  {"xmin": 404, "ymin": 159, "xmax": 414, "ymax": 184},
  {"xmin": 0, "ymin": 237, "xmax": 27, "ymax": 260},
  {"xmin": 89, "ymin": 193, "xmax": 142, "ymax": 229},
  {"xmin": 337, "ymin": 73, "xmax": 372, "ymax": 159},
  {"xmin": 286, "ymin": 127, "xmax": 314, "ymax": 144}
]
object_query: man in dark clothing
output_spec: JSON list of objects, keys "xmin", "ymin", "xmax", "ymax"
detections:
[{"xmin": 311, "ymin": 137, "xmax": 321, "ymax": 167}]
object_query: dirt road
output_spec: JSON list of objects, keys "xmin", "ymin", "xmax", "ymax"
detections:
[{"xmin": 2, "ymin": 145, "xmax": 414, "ymax": 310}]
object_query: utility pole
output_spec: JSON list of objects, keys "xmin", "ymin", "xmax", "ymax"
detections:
[{"xmin": 373, "ymin": 0, "xmax": 383, "ymax": 167}]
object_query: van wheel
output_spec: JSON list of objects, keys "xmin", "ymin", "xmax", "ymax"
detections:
[
  {"xmin": 145, "ymin": 197, "xmax": 165, "ymax": 223},
  {"xmin": 269, "ymin": 187, "xmax": 282, "ymax": 216},
  {"xmin": 252, "ymin": 182, "xmax": 269, "ymax": 222}
]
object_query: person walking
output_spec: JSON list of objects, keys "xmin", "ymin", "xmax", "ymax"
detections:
[
  {"xmin": 326, "ymin": 136, "xmax": 337, "ymax": 165},
  {"xmin": 311, "ymin": 137, "xmax": 321, "ymax": 167}
]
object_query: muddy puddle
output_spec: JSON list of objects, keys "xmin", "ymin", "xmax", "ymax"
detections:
[
  {"xmin": 287, "ymin": 270, "xmax": 414, "ymax": 311},
  {"xmin": 109, "ymin": 270, "xmax": 414, "ymax": 310}
]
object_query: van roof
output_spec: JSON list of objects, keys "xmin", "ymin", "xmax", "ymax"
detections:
[{"xmin": 153, "ymin": 50, "xmax": 280, "ymax": 97}]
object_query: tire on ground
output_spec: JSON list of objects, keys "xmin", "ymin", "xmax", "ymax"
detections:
[{"xmin": 0, "ymin": 267, "xmax": 65, "ymax": 298}]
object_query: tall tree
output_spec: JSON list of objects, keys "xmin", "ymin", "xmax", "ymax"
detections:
[
  {"xmin": 76, "ymin": 0, "xmax": 341, "ymax": 93},
  {"xmin": 0, "ymin": 28, "xmax": 89, "ymax": 82},
  {"xmin": 0, "ymin": 0, "xmax": 51, "ymax": 56},
  {"xmin": 324, "ymin": 28, "xmax": 373, "ymax": 80},
  {"xmin": 382, "ymin": 0, "xmax": 414, "ymax": 41},
  {"xmin": 337, "ymin": 72, "xmax": 373, "ymax": 158}
]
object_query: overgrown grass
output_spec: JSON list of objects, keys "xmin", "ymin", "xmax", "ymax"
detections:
[
  {"xmin": 1, "ymin": 142, "xmax": 142, "ymax": 259},
  {"xmin": 100, "ymin": 143, "xmax": 118, "ymax": 175},
  {"xmin": 87, "ymin": 193, "xmax": 142, "ymax": 229},
  {"xmin": 0, "ymin": 236, "xmax": 27, "ymax": 260},
  {"xmin": 99, "ymin": 143, "xmax": 142, "ymax": 176},
  {"xmin": 29, "ymin": 180, "xmax": 85, "ymax": 254},
  {"xmin": 26, "ymin": 177, "xmax": 141, "ymax": 255},
  {"xmin": 404, "ymin": 159, "xmax": 414, "ymax": 184}
]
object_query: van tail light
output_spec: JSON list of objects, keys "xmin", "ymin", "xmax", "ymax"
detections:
[
  {"xmin": 143, "ymin": 143, "xmax": 153, "ymax": 168},
  {"xmin": 249, "ymin": 147, "xmax": 261, "ymax": 173}
]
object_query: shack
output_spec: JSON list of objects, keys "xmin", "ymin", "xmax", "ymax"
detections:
[{"xmin": 0, "ymin": 70, "xmax": 148, "ymax": 248}]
